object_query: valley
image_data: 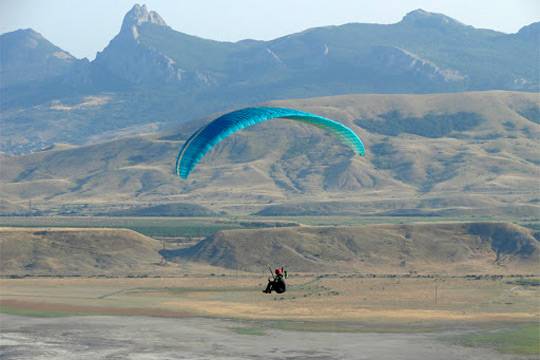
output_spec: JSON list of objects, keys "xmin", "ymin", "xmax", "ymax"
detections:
[{"xmin": 1, "ymin": 4, "xmax": 539, "ymax": 358}]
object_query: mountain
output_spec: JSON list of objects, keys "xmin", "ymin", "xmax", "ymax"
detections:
[
  {"xmin": 1, "ymin": 5, "xmax": 539, "ymax": 154},
  {"xmin": 1, "ymin": 91, "xmax": 538, "ymax": 217},
  {"xmin": 0, "ymin": 29, "xmax": 78, "ymax": 88},
  {"xmin": 93, "ymin": 4, "xmax": 180, "ymax": 86},
  {"xmin": 165, "ymin": 222, "xmax": 540, "ymax": 273},
  {"xmin": 93, "ymin": 6, "xmax": 537, "ymax": 93},
  {"xmin": 0, "ymin": 29, "xmax": 125, "ymax": 102},
  {"xmin": 516, "ymin": 21, "xmax": 540, "ymax": 41}
]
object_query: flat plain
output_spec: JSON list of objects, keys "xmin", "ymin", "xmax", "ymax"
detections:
[
  {"xmin": 1, "ymin": 276, "xmax": 538, "ymax": 324},
  {"xmin": 2, "ymin": 314, "xmax": 535, "ymax": 360},
  {"xmin": 1, "ymin": 275, "xmax": 539, "ymax": 359}
]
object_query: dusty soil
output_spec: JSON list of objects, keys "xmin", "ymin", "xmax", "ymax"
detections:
[
  {"xmin": 0, "ymin": 276, "xmax": 538, "ymax": 324},
  {"xmin": 1, "ymin": 276, "xmax": 538, "ymax": 359},
  {"xmin": 0, "ymin": 314, "xmax": 528, "ymax": 360}
]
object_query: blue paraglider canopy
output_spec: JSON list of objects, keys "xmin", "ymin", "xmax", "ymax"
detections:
[{"xmin": 176, "ymin": 107, "xmax": 365, "ymax": 179}]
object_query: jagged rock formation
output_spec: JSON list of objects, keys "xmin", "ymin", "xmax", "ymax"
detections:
[{"xmin": 94, "ymin": 4, "xmax": 184, "ymax": 85}]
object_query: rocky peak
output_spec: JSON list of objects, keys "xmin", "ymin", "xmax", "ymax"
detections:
[
  {"xmin": 6, "ymin": 28, "xmax": 43, "ymax": 40},
  {"xmin": 400, "ymin": 9, "xmax": 465, "ymax": 28},
  {"xmin": 1, "ymin": 28, "xmax": 46, "ymax": 49},
  {"xmin": 94, "ymin": 4, "xmax": 183, "ymax": 86},
  {"xmin": 0, "ymin": 28, "xmax": 77, "ymax": 88},
  {"xmin": 121, "ymin": 4, "xmax": 167, "ymax": 33},
  {"xmin": 0, "ymin": 28, "xmax": 75, "ymax": 60}
]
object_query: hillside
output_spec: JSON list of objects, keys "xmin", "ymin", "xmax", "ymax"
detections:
[
  {"xmin": 0, "ymin": 227, "xmax": 162, "ymax": 275},
  {"xmin": 0, "ymin": 91, "xmax": 538, "ymax": 216},
  {"xmin": 166, "ymin": 222, "xmax": 540, "ymax": 274},
  {"xmin": 1, "ymin": 222, "xmax": 538, "ymax": 276},
  {"xmin": 1, "ymin": 5, "xmax": 538, "ymax": 153}
]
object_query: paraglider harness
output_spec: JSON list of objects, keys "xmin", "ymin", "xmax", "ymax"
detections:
[{"xmin": 263, "ymin": 266, "xmax": 287, "ymax": 294}]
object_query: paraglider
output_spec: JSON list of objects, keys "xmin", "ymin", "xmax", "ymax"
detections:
[
  {"xmin": 175, "ymin": 107, "xmax": 365, "ymax": 179},
  {"xmin": 263, "ymin": 266, "xmax": 287, "ymax": 294}
]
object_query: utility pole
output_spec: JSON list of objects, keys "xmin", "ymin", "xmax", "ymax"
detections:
[{"xmin": 160, "ymin": 239, "xmax": 167, "ymax": 265}]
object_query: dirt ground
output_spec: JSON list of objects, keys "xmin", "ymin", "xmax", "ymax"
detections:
[
  {"xmin": 0, "ymin": 275, "xmax": 538, "ymax": 359},
  {"xmin": 0, "ymin": 314, "xmax": 530, "ymax": 360},
  {"xmin": 0, "ymin": 276, "xmax": 538, "ymax": 325}
]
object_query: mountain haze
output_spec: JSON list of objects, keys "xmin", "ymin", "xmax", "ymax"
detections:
[
  {"xmin": 1, "ymin": 5, "xmax": 538, "ymax": 153},
  {"xmin": 0, "ymin": 29, "xmax": 78, "ymax": 89}
]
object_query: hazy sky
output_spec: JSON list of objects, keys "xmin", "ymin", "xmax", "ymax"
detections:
[{"xmin": 1, "ymin": 0, "xmax": 538, "ymax": 59}]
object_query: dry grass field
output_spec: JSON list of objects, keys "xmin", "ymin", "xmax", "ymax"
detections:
[{"xmin": 1, "ymin": 275, "xmax": 538, "ymax": 328}]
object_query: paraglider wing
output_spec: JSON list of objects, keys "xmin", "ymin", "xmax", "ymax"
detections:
[{"xmin": 176, "ymin": 107, "xmax": 365, "ymax": 179}]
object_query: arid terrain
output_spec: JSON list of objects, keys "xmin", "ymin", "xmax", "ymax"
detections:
[
  {"xmin": 2, "ymin": 275, "xmax": 539, "ymax": 324},
  {"xmin": 3, "ymin": 314, "xmax": 531, "ymax": 360},
  {"xmin": 1, "ymin": 220, "xmax": 539, "ymax": 358},
  {"xmin": 1, "ymin": 91, "xmax": 539, "ymax": 217},
  {"xmin": 1, "ymin": 274, "xmax": 539, "ymax": 359},
  {"xmin": 2, "ymin": 5, "xmax": 539, "ymax": 359},
  {"xmin": 1, "ymin": 221, "xmax": 538, "ymax": 275},
  {"xmin": 2, "ymin": 76, "xmax": 539, "ymax": 360}
]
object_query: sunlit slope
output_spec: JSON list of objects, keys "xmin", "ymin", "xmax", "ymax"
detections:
[
  {"xmin": 168, "ymin": 222, "xmax": 540, "ymax": 273},
  {"xmin": 0, "ymin": 91, "xmax": 538, "ymax": 215},
  {"xmin": 0, "ymin": 227, "xmax": 162, "ymax": 275},
  {"xmin": 1, "ymin": 222, "xmax": 538, "ymax": 275}
]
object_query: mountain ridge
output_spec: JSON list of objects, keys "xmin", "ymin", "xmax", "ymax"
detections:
[{"xmin": 1, "ymin": 5, "xmax": 538, "ymax": 154}]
